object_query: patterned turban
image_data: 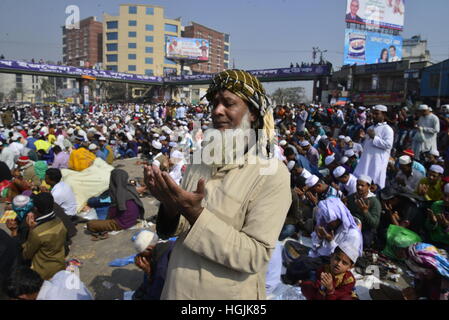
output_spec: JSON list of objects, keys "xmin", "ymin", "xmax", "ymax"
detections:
[{"xmin": 205, "ymin": 69, "xmax": 275, "ymax": 142}]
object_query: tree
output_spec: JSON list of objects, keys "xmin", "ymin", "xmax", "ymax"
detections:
[
  {"xmin": 271, "ymin": 87, "xmax": 307, "ymax": 105},
  {"xmin": 40, "ymin": 78, "xmax": 55, "ymax": 98}
]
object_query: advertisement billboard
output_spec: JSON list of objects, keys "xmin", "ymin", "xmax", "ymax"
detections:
[
  {"xmin": 344, "ymin": 29, "xmax": 403, "ymax": 65},
  {"xmin": 345, "ymin": 0, "xmax": 405, "ymax": 31},
  {"xmin": 166, "ymin": 37, "xmax": 209, "ymax": 61}
]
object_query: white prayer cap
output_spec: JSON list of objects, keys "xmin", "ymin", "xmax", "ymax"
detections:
[
  {"xmin": 325, "ymin": 155, "xmax": 336, "ymax": 166},
  {"xmin": 418, "ymin": 104, "xmax": 429, "ymax": 111},
  {"xmin": 134, "ymin": 230, "xmax": 159, "ymax": 253},
  {"xmin": 152, "ymin": 140, "xmax": 162, "ymax": 150},
  {"xmin": 373, "ymin": 105, "xmax": 388, "ymax": 112},
  {"xmin": 358, "ymin": 106, "xmax": 366, "ymax": 111},
  {"xmin": 153, "ymin": 133, "xmax": 160, "ymax": 138},
  {"xmin": 345, "ymin": 136, "xmax": 352, "ymax": 143},
  {"xmin": 168, "ymin": 142, "xmax": 178, "ymax": 148},
  {"xmin": 429, "ymin": 165, "xmax": 444, "ymax": 175},
  {"xmin": 305, "ymin": 175, "xmax": 319, "ymax": 188},
  {"xmin": 279, "ymin": 140, "xmax": 287, "ymax": 147},
  {"xmin": 444, "ymin": 183, "xmax": 449, "ymax": 194},
  {"xmin": 99, "ymin": 136, "xmax": 107, "ymax": 141},
  {"xmin": 88, "ymin": 144, "xmax": 98, "ymax": 151},
  {"xmin": 333, "ymin": 166, "xmax": 347, "ymax": 179},
  {"xmin": 358, "ymin": 175, "xmax": 372, "ymax": 185},
  {"xmin": 340, "ymin": 156, "xmax": 349, "ymax": 164},
  {"xmin": 399, "ymin": 155, "xmax": 412, "ymax": 165},
  {"xmin": 429, "ymin": 150, "xmax": 440, "ymax": 157},
  {"xmin": 287, "ymin": 160, "xmax": 296, "ymax": 171},
  {"xmin": 344, "ymin": 150, "xmax": 355, "ymax": 158},
  {"xmin": 338, "ymin": 243, "xmax": 359, "ymax": 264},
  {"xmin": 159, "ymin": 136, "xmax": 167, "ymax": 141},
  {"xmin": 285, "ymin": 130, "xmax": 291, "ymax": 135},
  {"xmin": 300, "ymin": 140, "xmax": 310, "ymax": 147},
  {"xmin": 338, "ymin": 135, "xmax": 346, "ymax": 140}
]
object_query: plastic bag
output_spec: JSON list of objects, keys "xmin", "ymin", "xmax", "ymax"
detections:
[
  {"xmin": 382, "ymin": 225, "xmax": 422, "ymax": 260},
  {"xmin": 78, "ymin": 208, "xmax": 98, "ymax": 221},
  {"xmin": 108, "ymin": 254, "xmax": 137, "ymax": 267},
  {"xmin": 267, "ymin": 283, "xmax": 306, "ymax": 300}
]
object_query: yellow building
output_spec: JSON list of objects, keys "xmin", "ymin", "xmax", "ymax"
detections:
[{"xmin": 103, "ymin": 4, "xmax": 181, "ymax": 77}]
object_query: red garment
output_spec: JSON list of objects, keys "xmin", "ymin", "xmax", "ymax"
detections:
[
  {"xmin": 300, "ymin": 265, "xmax": 357, "ymax": 300},
  {"xmin": 19, "ymin": 130, "xmax": 28, "ymax": 139}
]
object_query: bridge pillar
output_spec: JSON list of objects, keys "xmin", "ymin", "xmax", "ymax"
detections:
[{"xmin": 78, "ymin": 78, "xmax": 91, "ymax": 106}]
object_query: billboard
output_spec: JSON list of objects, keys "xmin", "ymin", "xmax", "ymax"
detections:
[
  {"xmin": 345, "ymin": 0, "xmax": 405, "ymax": 31},
  {"xmin": 166, "ymin": 37, "xmax": 209, "ymax": 61},
  {"xmin": 344, "ymin": 29, "xmax": 403, "ymax": 65}
]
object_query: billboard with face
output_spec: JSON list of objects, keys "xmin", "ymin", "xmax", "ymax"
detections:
[
  {"xmin": 345, "ymin": 0, "xmax": 405, "ymax": 31},
  {"xmin": 166, "ymin": 37, "xmax": 209, "ymax": 62},
  {"xmin": 344, "ymin": 29, "xmax": 403, "ymax": 65}
]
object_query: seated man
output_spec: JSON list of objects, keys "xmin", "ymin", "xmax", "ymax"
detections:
[
  {"xmin": 416, "ymin": 165, "xmax": 445, "ymax": 202},
  {"xmin": 346, "ymin": 175, "xmax": 381, "ymax": 248},
  {"xmin": 45, "ymin": 168, "xmax": 78, "ymax": 221},
  {"xmin": 395, "ymin": 156, "xmax": 424, "ymax": 194},
  {"xmin": 132, "ymin": 230, "xmax": 175, "ymax": 301},
  {"xmin": 5, "ymin": 266, "xmax": 93, "ymax": 300},
  {"xmin": 333, "ymin": 166, "xmax": 357, "ymax": 197},
  {"xmin": 21, "ymin": 193, "xmax": 67, "ymax": 280},
  {"xmin": 51, "ymin": 145, "xmax": 70, "ymax": 169},
  {"xmin": 300, "ymin": 246, "xmax": 358, "ymax": 300}
]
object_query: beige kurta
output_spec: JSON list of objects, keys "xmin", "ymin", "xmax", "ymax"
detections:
[{"xmin": 159, "ymin": 155, "xmax": 292, "ymax": 300}]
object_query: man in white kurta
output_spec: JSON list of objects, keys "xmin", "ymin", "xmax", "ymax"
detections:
[
  {"xmin": 354, "ymin": 105, "xmax": 394, "ymax": 189},
  {"xmin": 412, "ymin": 105, "xmax": 440, "ymax": 158}
]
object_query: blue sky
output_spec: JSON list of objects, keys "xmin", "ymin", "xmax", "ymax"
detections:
[{"xmin": 0, "ymin": 0, "xmax": 448, "ymax": 97}]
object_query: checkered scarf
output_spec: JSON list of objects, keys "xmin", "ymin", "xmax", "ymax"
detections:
[{"xmin": 205, "ymin": 70, "xmax": 275, "ymax": 143}]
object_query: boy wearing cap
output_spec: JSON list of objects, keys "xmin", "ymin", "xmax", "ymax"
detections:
[
  {"xmin": 300, "ymin": 246, "xmax": 358, "ymax": 300},
  {"xmin": 416, "ymin": 165, "xmax": 445, "ymax": 201}
]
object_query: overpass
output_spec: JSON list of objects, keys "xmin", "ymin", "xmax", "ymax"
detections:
[{"xmin": 0, "ymin": 59, "xmax": 331, "ymax": 85}]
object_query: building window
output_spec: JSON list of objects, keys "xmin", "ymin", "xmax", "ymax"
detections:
[
  {"xmin": 224, "ymin": 62, "xmax": 229, "ymax": 69},
  {"xmin": 106, "ymin": 32, "xmax": 118, "ymax": 41},
  {"xmin": 224, "ymin": 54, "xmax": 229, "ymax": 60},
  {"xmin": 145, "ymin": 58, "xmax": 153, "ymax": 64},
  {"xmin": 107, "ymin": 65, "xmax": 118, "ymax": 72},
  {"xmin": 128, "ymin": 31, "xmax": 137, "ymax": 38},
  {"xmin": 224, "ymin": 34, "xmax": 230, "ymax": 43},
  {"xmin": 164, "ymin": 58, "xmax": 177, "ymax": 65},
  {"xmin": 145, "ymin": 36, "xmax": 154, "ymax": 42},
  {"xmin": 146, "ymin": 7, "xmax": 154, "ymax": 15},
  {"xmin": 106, "ymin": 54, "xmax": 118, "ymax": 62},
  {"xmin": 129, "ymin": 20, "xmax": 137, "ymax": 27},
  {"xmin": 145, "ymin": 69, "xmax": 154, "ymax": 76},
  {"xmin": 128, "ymin": 54, "xmax": 136, "ymax": 60},
  {"xmin": 145, "ymin": 24, "xmax": 154, "ymax": 31},
  {"xmin": 129, "ymin": 6, "xmax": 137, "ymax": 14},
  {"xmin": 128, "ymin": 43, "xmax": 137, "ymax": 49},
  {"xmin": 107, "ymin": 21, "xmax": 118, "ymax": 29},
  {"xmin": 106, "ymin": 43, "xmax": 118, "ymax": 51},
  {"xmin": 165, "ymin": 24, "xmax": 178, "ymax": 33},
  {"xmin": 145, "ymin": 47, "xmax": 153, "ymax": 53},
  {"xmin": 128, "ymin": 65, "xmax": 136, "ymax": 71},
  {"xmin": 224, "ymin": 45, "xmax": 229, "ymax": 52}
]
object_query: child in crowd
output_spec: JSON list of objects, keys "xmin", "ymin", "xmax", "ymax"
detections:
[{"xmin": 300, "ymin": 245, "xmax": 358, "ymax": 300}]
